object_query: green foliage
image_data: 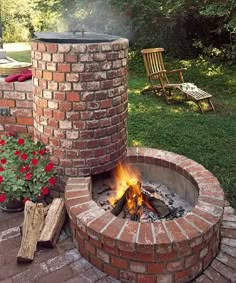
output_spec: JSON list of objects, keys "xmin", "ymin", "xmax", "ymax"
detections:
[
  {"xmin": 0, "ymin": 134, "xmax": 57, "ymax": 203},
  {"xmin": 1, "ymin": 0, "xmax": 235, "ymax": 59}
]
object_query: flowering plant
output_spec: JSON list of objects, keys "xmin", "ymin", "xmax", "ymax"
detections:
[{"xmin": 0, "ymin": 133, "xmax": 57, "ymax": 204}]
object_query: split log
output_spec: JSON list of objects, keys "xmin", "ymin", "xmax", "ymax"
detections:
[
  {"xmin": 111, "ymin": 190, "xmax": 127, "ymax": 216},
  {"xmin": 17, "ymin": 201, "xmax": 45, "ymax": 263},
  {"xmin": 38, "ymin": 198, "xmax": 66, "ymax": 248},
  {"xmin": 143, "ymin": 195, "xmax": 170, "ymax": 218}
]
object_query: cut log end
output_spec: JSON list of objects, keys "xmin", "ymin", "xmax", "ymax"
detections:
[
  {"xmin": 38, "ymin": 198, "xmax": 66, "ymax": 248},
  {"xmin": 17, "ymin": 201, "xmax": 45, "ymax": 263}
]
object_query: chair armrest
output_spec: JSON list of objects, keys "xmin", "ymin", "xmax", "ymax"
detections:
[
  {"xmin": 147, "ymin": 70, "xmax": 166, "ymax": 78},
  {"xmin": 166, "ymin": 68, "xmax": 187, "ymax": 74}
]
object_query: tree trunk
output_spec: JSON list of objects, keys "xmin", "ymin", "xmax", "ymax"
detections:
[
  {"xmin": 17, "ymin": 201, "xmax": 45, "ymax": 263},
  {"xmin": 38, "ymin": 198, "xmax": 66, "ymax": 248}
]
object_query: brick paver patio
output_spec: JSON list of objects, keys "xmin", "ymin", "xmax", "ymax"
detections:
[{"xmin": 0, "ymin": 200, "xmax": 235, "ymax": 283}]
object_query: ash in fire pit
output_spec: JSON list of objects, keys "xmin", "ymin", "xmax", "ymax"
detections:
[{"xmin": 92, "ymin": 163, "xmax": 193, "ymax": 222}]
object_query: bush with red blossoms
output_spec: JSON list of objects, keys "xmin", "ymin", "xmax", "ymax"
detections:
[{"xmin": 0, "ymin": 133, "xmax": 57, "ymax": 204}]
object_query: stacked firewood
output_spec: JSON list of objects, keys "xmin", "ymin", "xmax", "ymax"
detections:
[{"xmin": 17, "ymin": 198, "xmax": 66, "ymax": 263}]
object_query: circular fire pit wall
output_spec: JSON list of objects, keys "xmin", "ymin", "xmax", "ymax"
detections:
[{"xmin": 31, "ymin": 36, "xmax": 128, "ymax": 178}]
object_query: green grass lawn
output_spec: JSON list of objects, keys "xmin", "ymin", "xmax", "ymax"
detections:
[
  {"xmin": 7, "ymin": 50, "xmax": 31, "ymax": 63},
  {"xmin": 129, "ymin": 57, "xmax": 236, "ymax": 208},
  {"xmin": 7, "ymin": 49, "xmax": 236, "ymax": 208}
]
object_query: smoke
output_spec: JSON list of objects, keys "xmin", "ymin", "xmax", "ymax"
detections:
[{"xmin": 55, "ymin": 1, "xmax": 135, "ymax": 41}]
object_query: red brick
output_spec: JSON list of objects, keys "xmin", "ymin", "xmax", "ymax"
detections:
[
  {"xmin": 137, "ymin": 223, "xmax": 155, "ymax": 253},
  {"xmin": 96, "ymin": 248, "xmax": 110, "ymax": 264},
  {"xmin": 101, "ymin": 99, "xmax": 112, "ymax": 108},
  {"xmin": 84, "ymin": 240, "xmax": 96, "ymax": 255},
  {"xmin": 167, "ymin": 259, "xmax": 184, "ymax": 272},
  {"xmin": 198, "ymin": 196, "xmax": 224, "ymax": 207},
  {"xmin": 5, "ymin": 124, "xmax": 27, "ymax": 133},
  {"xmin": 88, "ymin": 212, "xmax": 115, "ymax": 235},
  {"xmin": 117, "ymin": 220, "xmax": 139, "ymax": 251},
  {"xmin": 65, "ymin": 54, "xmax": 78, "ymax": 62},
  {"xmin": 53, "ymin": 111, "xmax": 65, "ymax": 120},
  {"xmin": 0, "ymin": 116, "xmax": 16, "ymax": 124},
  {"xmin": 185, "ymin": 254, "xmax": 200, "ymax": 268},
  {"xmin": 66, "ymin": 196, "xmax": 91, "ymax": 207},
  {"xmin": 59, "ymin": 102, "xmax": 72, "ymax": 111},
  {"xmin": 66, "ymin": 73, "xmax": 79, "ymax": 82},
  {"xmin": 103, "ymin": 264, "xmax": 119, "ymax": 279},
  {"xmin": 157, "ymin": 251, "xmax": 177, "ymax": 262},
  {"xmin": 103, "ymin": 244, "xmax": 119, "ymax": 256},
  {"xmin": 67, "ymin": 92, "xmax": 80, "ymax": 101},
  {"xmin": 53, "ymin": 72, "xmax": 65, "ymax": 82},
  {"xmin": 147, "ymin": 262, "xmax": 166, "ymax": 273},
  {"xmin": 186, "ymin": 213, "xmax": 212, "ymax": 232},
  {"xmin": 47, "ymin": 43, "xmax": 58, "ymax": 53},
  {"xmin": 165, "ymin": 221, "xmax": 188, "ymax": 242},
  {"xmin": 138, "ymin": 252, "xmax": 156, "ymax": 262},
  {"xmin": 1, "ymin": 100, "xmax": 15, "ymax": 107},
  {"xmin": 175, "ymin": 217, "xmax": 201, "ymax": 239},
  {"xmin": 111, "ymin": 256, "xmax": 128, "ymax": 269},
  {"xmin": 130, "ymin": 261, "xmax": 146, "ymax": 273},
  {"xmin": 16, "ymin": 100, "xmax": 33, "ymax": 108},
  {"xmin": 54, "ymin": 92, "xmax": 65, "ymax": 101},
  {"xmin": 58, "ymin": 63, "xmax": 70, "ymax": 72},
  {"xmin": 43, "ymin": 108, "xmax": 53, "ymax": 118},
  {"xmin": 43, "ymin": 71, "xmax": 53, "ymax": 80},
  {"xmin": 192, "ymin": 208, "xmax": 219, "ymax": 225},
  {"xmin": 89, "ymin": 237, "xmax": 102, "ymax": 248},
  {"xmin": 90, "ymin": 255, "xmax": 103, "ymax": 270},
  {"xmin": 175, "ymin": 268, "xmax": 191, "ymax": 282},
  {"xmin": 17, "ymin": 117, "xmax": 34, "ymax": 125}
]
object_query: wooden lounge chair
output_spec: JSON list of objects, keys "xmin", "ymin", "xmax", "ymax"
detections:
[{"xmin": 141, "ymin": 48, "xmax": 215, "ymax": 113}]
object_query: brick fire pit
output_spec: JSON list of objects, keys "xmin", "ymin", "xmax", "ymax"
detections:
[{"xmin": 65, "ymin": 147, "xmax": 224, "ymax": 283}]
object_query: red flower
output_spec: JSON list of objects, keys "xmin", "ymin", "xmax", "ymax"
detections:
[
  {"xmin": 20, "ymin": 153, "xmax": 28, "ymax": 160},
  {"xmin": 1, "ymin": 158, "xmax": 7, "ymax": 164},
  {"xmin": 32, "ymin": 151, "xmax": 37, "ymax": 155},
  {"xmin": 20, "ymin": 167, "xmax": 25, "ymax": 173},
  {"xmin": 25, "ymin": 173, "xmax": 32, "ymax": 180},
  {"xmin": 7, "ymin": 132, "xmax": 14, "ymax": 137},
  {"xmin": 41, "ymin": 187, "xmax": 49, "ymax": 195},
  {"xmin": 23, "ymin": 197, "xmax": 30, "ymax": 204},
  {"xmin": 17, "ymin": 138, "xmax": 25, "ymax": 145},
  {"xmin": 31, "ymin": 158, "xmax": 38, "ymax": 166},
  {"xmin": 14, "ymin": 150, "xmax": 21, "ymax": 156},
  {"xmin": 0, "ymin": 167, "xmax": 4, "ymax": 172},
  {"xmin": 25, "ymin": 165, "xmax": 30, "ymax": 171},
  {"xmin": 38, "ymin": 149, "xmax": 46, "ymax": 155},
  {"xmin": 0, "ymin": 194, "xmax": 6, "ymax": 203},
  {"xmin": 0, "ymin": 176, "xmax": 3, "ymax": 183},
  {"xmin": 0, "ymin": 140, "xmax": 5, "ymax": 146},
  {"xmin": 45, "ymin": 163, "xmax": 54, "ymax": 172},
  {"xmin": 48, "ymin": 177, "xmax": 56, "ymax": 185}
]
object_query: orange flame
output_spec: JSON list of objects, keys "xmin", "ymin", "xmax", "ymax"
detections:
[{"xmin": 109, "ymin": 162, "xmax": 143, "ymax": 215}]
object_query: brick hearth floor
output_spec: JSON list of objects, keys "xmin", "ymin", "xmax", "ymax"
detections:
[{"xmin": 0, "ymin": 200, "xmax": 235, "ymax": 283}]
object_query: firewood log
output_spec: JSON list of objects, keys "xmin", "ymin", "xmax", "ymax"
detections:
[
  {"xmin": 38, "ymin": 198, "xmax": 66, "ymax": 248},
  {"xmin": 17, "ymin": 201, "xmax": 45, "ymax": 263},
  {"xmin": 111, "ymin": 189, "xmax": 128, "ymax": 216}
]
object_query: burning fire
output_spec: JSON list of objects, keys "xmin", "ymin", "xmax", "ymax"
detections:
[{"xmin": 109, "ymin": 162, "xmax": 143, "ymax": 215}]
